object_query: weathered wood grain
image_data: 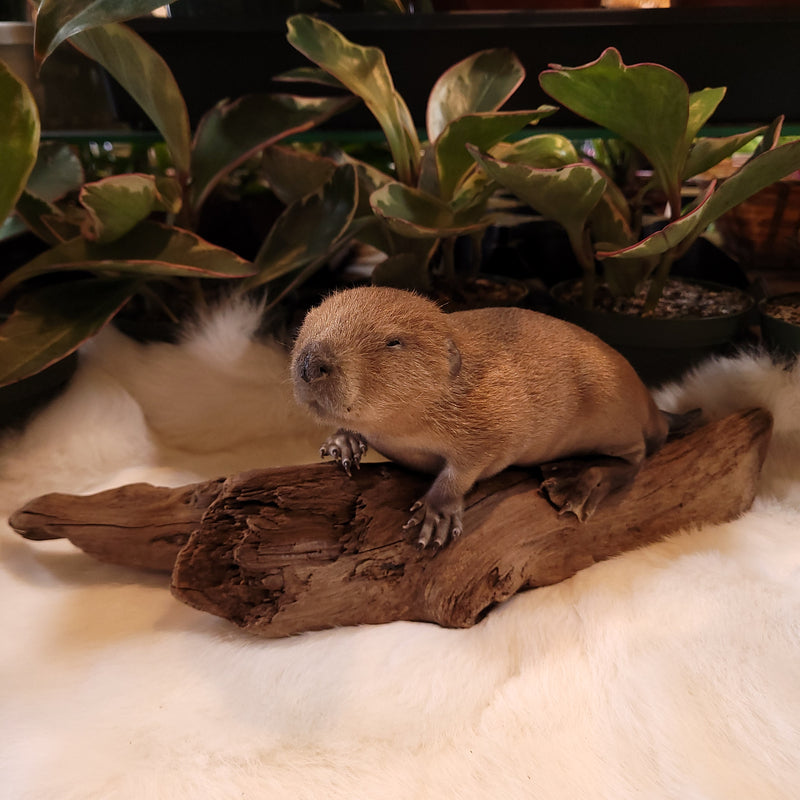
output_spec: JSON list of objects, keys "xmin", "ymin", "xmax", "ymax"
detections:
[{"xmin": 10, "ymin": 408, "xmax": 772, "ymax": 637}]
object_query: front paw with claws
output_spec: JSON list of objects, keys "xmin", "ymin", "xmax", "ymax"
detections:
[
  {"xmin": 403, "ymin": 499, "xmax": 464, "ymax": 550},
  {"xmin": 320, "ymin": 429, "xmax": 368, "ymax": 476}
]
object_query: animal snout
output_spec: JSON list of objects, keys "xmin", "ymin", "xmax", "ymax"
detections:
[{"xmin": 296, "ymin": 344, "xmax": 334, "ymax": 384}]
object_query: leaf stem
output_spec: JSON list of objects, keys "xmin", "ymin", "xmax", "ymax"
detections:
[
  {"xmin": 642, "ymin": 250, "xmax": 675, "ymax": 315},
  {"xmin": 570, "ymin": 227, "xmax": 596, "ymax": 310},
  {"xmin": 440, "ymin": 236, "xmax": 456, "ymax": 287}
]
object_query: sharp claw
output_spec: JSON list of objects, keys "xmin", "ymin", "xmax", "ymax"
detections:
[
  {"xmin": 341, "ymin": 458, "xmax": 351, "ymax": 476},
  {"xmin": 402, "ymin": 517, "xmax": 420, "ymax": 530}
]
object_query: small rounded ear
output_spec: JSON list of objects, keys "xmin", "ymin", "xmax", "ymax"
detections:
[{"xmin": 447, "ymin": 339, "xmax": 462, "ymax": 378}]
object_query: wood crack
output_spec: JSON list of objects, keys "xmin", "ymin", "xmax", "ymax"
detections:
[{"xmin": 9, "ymin": 408, "xmax": 772, "ymax": 637}]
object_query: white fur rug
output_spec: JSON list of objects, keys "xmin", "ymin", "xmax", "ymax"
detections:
[{"xmin": 2, "ymin": 301, "xmax": 800, "ymax": 800}]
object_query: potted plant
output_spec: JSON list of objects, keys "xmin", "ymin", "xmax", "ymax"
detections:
[
  {"xmin": 253, "ymin": 13, "xmax": 578, "ymax": 308},
  {"xmin": 0, "ymin": 3, "xmax": 359, "ymax": 390},
  {"xmin": 469, "ymin": 48, "xmax": 800, "ymax": 383},
  {"xmin": 0, "ymin": 57, "xmax": 79, "ymax": 426},
  {"xmin": 3, "ymin": 3, "xmax": 583, "ymax": 396},
  {"xmin": 759, "ymin": 293, "xmax": 800, "ymax": 358}
]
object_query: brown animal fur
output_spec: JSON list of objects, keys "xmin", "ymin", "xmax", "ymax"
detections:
[{"xmin": 291, "ymin": 286, "xmax": 669, "ymax": 548}]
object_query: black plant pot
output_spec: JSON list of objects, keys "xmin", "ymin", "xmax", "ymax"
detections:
[
  {"xmin": 552, "ymin": 281, "xmax": 755, "ymax": 387},
  {"xmin": 759, "ymin": 293, "xmax": 800, "ymax": 359}
]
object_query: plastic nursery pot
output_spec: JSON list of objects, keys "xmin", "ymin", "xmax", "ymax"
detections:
[
  {"xmin": 551, "ymin": 280, "xmax": 755, "ymax": 387},
  {"xmin": 759, "ymin": 293, "xmax": 800, "ymax": 359}
]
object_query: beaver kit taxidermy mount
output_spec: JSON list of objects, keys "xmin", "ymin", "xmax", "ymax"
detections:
[{"xmin": 291, "ymin": 286, "xmax": 696, "ymax": 550}]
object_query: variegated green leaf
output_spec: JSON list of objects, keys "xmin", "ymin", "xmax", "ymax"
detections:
[
  {"xmin": 426, "ymin": 49, "xmax": 525, "ymax": 143},
  {"xmin": 685, "ymin": 87, "xmax": 726, "ymax": 144},
  {"xmin": 596, "ymin": 183, "xmax": 715, "ymax": 261},
  {"xmin": 370, "ymin": 181, "xmax": 488, "ymax": 239},
  {"xmin": 0, "ymin": 61, "xmax": 39, "ymax": 226},
  {"xmin": 286, "ymin": 14, "xmax": 420, "ymax": 186},
  {"xmin": 600, "ymin": 138, "xmax": 800, "ymax": 261},
  {"xmin": 70, "ymin": 23, "xmax": 191, "ymax": 175},
  {"xmin": 0, "ymin": 221, "xmax": 253, "ymax": 299},
  {"xmin": 491, "ymin": 133, "xmax": 579, "ymax": 168},
  {"xmin": 79, "ymin": 173, "xmax": 182, "ymax": 243},
  {"xmin": 469, "ymin": 145, "xmax": 606, "ymax": 268},
  {"xmin": 435, "ymin": 107, "xmax": 557, "ymax": 201}
]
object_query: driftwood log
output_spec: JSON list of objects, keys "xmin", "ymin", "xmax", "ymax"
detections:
[{"xmin": 10, "ymin": 408, "xmax": 772, "ymax": 638}]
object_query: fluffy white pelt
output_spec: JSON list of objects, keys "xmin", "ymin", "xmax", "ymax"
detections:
[{"xmin": 1, "ymin": 301, "xmax": 799, "ymax": 800}]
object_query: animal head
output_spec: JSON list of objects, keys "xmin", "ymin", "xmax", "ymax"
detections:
[{"xmin": 291, "ymin": 287, "xmax": 461, "ymax": 431}]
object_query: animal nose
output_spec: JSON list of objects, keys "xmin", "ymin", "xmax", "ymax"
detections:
[{"xmin": 299, "ymin": 350, "xmax": 332, "ymax": 383}]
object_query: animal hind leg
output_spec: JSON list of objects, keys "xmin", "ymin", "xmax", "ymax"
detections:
[{"xmin": 539, "ymin": 451, "xmax": 643, "ymax": 522}]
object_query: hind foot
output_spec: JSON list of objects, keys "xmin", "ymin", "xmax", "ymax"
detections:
[{"xmin": 539, "ymin": 457, "xmax": 640, "ymax": 522}]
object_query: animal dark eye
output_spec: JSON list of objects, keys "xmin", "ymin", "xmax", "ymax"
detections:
[{"xmin": 386, "ymin": 338, "xmax": 403, "ymax": 349}]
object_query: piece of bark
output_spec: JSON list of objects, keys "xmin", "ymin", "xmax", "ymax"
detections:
[{"xmin": 10, "ymin": 409, "xmax": 772, "ymax": 637}]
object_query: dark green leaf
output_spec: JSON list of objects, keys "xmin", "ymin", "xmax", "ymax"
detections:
[
  {"xmin": 249, "ymin": 164, "xmax": 359, "ymax": 287},
  {"xmin": 191, "ymin": 93, "xmax": 354, "ymax": 211},
  {"xmin": 273, "ymin": 66, "xmax": 347, "ymax": 91},
  {"xmin": 683, "ymin": 127, "xmax": 765, "ymax": 181},
  {"xmin": 0, "ymin": 276, "xmax": 138, "ymax": 386},
  {"xmin": 259, "ymin": 146, "xmax": 337, "ymax": 206},
  {"xmin": 14, "ymin": 190, "xmax": 69, "ymax": 245},
  {"xmin": 747, "ymin": 116, "xmax": 784, "ymax": 162},
  {"xmin": 371, "ymin": 251, "xmax": 433, "ymax": 291},
  {"xmin": 34, "ymin": 0, "xmax": 170, "ymax": 63},
  {"xmin": 26, "ymin": 141, "xmax": 84, "ymax": 202}
]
